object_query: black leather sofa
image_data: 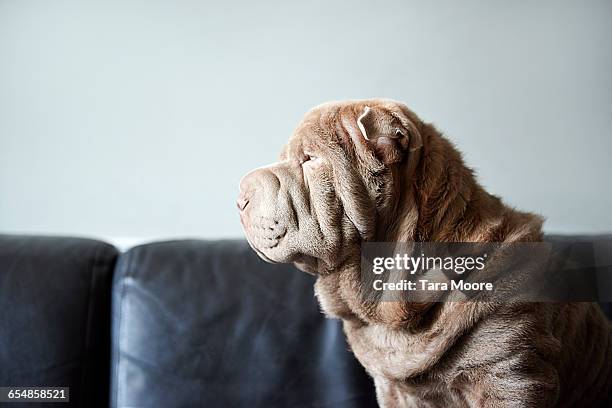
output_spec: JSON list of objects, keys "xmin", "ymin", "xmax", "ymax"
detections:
[
  {"xmin": 0, "ymin": 234, "xmax": 610, "ymax": 407},
  {"xmin": 0, "ymin": 235, "xmax": 376, "ymax": 408}
]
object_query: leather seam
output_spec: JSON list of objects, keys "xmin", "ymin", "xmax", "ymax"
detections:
[
  {"xmin": 112, "ymin": 248, "xmax": 135, "ymax": 407},
  {"xmin": 80, "ymin": 242, "xmax": 103, "ymax": 406}
]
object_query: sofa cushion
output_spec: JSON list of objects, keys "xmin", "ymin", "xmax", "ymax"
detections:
[
  {"xmin": 0, "ymin": 235, "xmax": 118, "ymax": 408},
  {"xmin": 546, "ymin": 234, "xmax": 612, "ymax": 316},
  {"xmin": 110, "ymin": 240, "xmax": 377, "ymax": 408}
]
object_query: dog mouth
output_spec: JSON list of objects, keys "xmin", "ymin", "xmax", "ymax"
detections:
[
  {"xmin": 241, "ymin": 215, "xmax": 288, "ymax": 262},
  {"xmin": 250, "ymin": 245, "xmax": 279, "ymax": 264}
]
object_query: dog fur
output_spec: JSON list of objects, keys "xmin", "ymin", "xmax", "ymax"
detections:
[{"xmin": 238, "ymin": 99, "xmax": 611, "ymax": 407}]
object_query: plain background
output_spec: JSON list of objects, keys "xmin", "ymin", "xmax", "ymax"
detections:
[{"xmin": 1, "ymin": 0, "xmax": 611, "ymax": 248}]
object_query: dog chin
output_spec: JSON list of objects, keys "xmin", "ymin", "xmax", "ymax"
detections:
[
  {"xmin": 293, "ymin": 255, "xmax": 318, "ymax": 275},
  {"xmin": 248, "ymin": 239, "xmax": 318, "ymax": 274},
  {"xmin": 244, "ymin": 240, "xmax": 278, "ymax": 264}
]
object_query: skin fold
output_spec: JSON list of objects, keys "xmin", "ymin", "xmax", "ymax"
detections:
[{"xmin": 237, "ymin": 99, "xmax": 612, "ymax": 407}]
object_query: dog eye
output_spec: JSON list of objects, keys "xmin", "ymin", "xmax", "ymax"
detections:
[{"xmin": 303, "ymin": 154, "xmax": 318, "ymax": 164}]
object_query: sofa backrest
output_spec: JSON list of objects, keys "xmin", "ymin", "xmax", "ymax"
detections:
[
  {"xmin": 0, "ymin": 235, "xmax": 117, "ymax": 407},
  {"xmin": 109, "ymin": 240, "xmax": 377, "ymax": 408}
]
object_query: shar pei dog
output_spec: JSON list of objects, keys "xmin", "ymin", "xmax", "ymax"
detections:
[{"xmin": 237, "ymin": 99, "xmax": 611, "ymax": 407}]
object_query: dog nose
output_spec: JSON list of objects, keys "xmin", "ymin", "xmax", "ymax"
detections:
[{"xmin": 236, "ymin": 193, "xmax": 250, "ymax": 211}]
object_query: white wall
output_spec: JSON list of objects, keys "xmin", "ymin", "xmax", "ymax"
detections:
[{"xmin": 1, "ymin": 0, "xmax": 611, "ymax": 246}]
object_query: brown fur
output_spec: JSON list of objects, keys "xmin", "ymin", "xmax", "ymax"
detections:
[{"xmin": 238, "ymin": 99, "xmax": 612, "ymax": 407}]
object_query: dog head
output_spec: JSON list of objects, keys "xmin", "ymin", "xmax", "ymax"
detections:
[{"xmin": 238, "ymin": 99, "xmax": 423, "ymax": 274}]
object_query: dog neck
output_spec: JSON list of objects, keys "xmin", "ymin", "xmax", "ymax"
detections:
[
  {"xmin": 316, "ymin": 121, "xmax": 543, "ymax": 325},
  {"xmin": 381, "ymin": 122, "xmax": 543, "ymax": 244}
]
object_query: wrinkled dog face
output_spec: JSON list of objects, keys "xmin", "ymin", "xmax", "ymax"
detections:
[{"xmin": 237, "ymin": 99, "xmax": 422, "ymax": 274}]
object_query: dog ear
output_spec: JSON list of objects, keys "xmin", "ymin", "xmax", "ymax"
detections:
[{"xmin": 357, "ymin": 106, "xmax": 413, "ymax": 164}]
